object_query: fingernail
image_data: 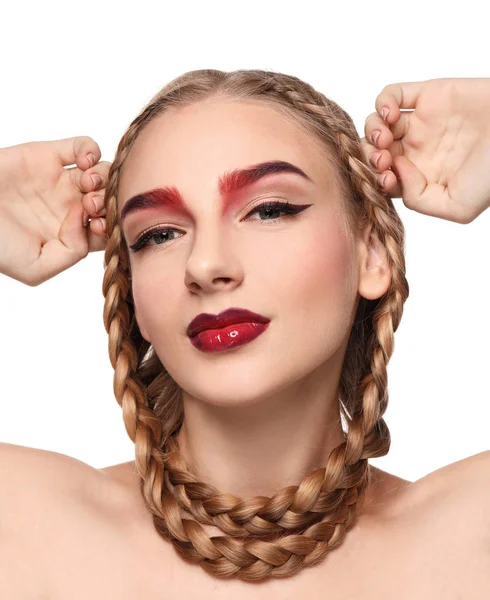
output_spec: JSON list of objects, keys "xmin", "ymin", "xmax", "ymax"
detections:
[
  {"xmin": 371, "ymin": 130, "xmax": 381, "ymax": 145},
  {"xmin": 92, "ymin": 195, "xmax": 103, "ymax": 213},
  {"xmin": 380, "ymin": 173, "xmax": 387, "ymax": 187},
  {"xmin": 370, "ymin": 152, "xmax": 381, "ymax": 168},
  {"xmin": 87, "ymin": 153, "xmax": 96, "ymax": 167},
  {"xmin": 91, "ymin": 174, "xmax": 103, "ymax": 189},
  {"xmin": 98, "ymin": 218, "xmax": 107, "ymax": 233},
  {"xmin": 381, "ymin": 107, "xmax": 390, "ymax": 121}
]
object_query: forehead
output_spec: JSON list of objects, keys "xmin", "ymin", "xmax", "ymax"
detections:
[{"xmin": 118, "ymin": 99, "xmax": 333, "ymax": 208}]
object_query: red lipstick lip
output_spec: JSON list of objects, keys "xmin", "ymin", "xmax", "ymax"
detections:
[{"xmin": 187, "ymin": 308, "xmax": 270, "ymax": 338}]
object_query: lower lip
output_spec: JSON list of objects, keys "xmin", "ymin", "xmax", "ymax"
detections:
[{"xmin": 188, "ymin": 322, "xmax": 270, "ymax": 353}]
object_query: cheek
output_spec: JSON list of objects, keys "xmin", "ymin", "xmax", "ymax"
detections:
[
  {"xmin": 262, "ymin": 220, "xmax": 357, "ymax": 375},
  {"xmin": 131, "ymin": 269, "xmax": 181, "ymax": 344},
  {"xmin": 261, "ymin": 220, "xmax": 356, "ymax": 314},
  {"xmin": 130, "ymin": 217, "xmax": 356, "ymax": 351}
]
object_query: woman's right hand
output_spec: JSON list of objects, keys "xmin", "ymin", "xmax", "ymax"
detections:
[{"xmin": 0, "ymin": 136, "xmax": 111, "ymax": 286}]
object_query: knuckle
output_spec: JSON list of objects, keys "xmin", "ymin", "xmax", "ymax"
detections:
[
  {"xmin": 361, "ymin": 136, "xmax": 374, "ymax": 151},
  {"xmin": 77, "ymin": 136, "xmax": 99, "ymax": 157},
  {"xmin": 83, "ymin": 136, "xmax": 100, "ymax": 151},
  {"xmin": 97, "ymin": 162, "xmax": 112, "ymax": 176},
  {"xmin": 380, "ymin": 82, "xmax": 396, "ymax": 94},
  {"xmin": 365, "ymin": 112, "xmax": 379, "ymax": 128}
]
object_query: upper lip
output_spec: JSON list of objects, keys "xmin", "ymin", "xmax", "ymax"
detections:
[{"xmin": 187, "ymin": 307, "xmax": 270, "ymax": 338}]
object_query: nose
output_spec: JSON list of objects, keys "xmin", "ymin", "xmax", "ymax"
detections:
[{"xmin": 183, "ymin": 228, "xmax": 243, "ymax": 294}]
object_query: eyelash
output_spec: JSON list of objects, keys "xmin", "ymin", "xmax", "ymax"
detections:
[{"xmin": 128, "ymin": 200, "xmax": 310, "ymax": 253}]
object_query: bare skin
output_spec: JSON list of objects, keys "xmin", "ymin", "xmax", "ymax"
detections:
[
  {"xmin": 2, "ymin": 76, "xmax": 490, "ymax": 596},
  {"xmin": 3, "ymin": 447, "xmax": 490, "ymax": 599}
]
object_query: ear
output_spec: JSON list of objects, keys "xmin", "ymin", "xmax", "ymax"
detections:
[{"xmin": 356, "ymin": 222, "xmax": 392, "ymax": 300}]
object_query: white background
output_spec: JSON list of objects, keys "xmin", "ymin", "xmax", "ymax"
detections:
[{"xmin": 1, "ymin": 0, "xmax": 488, "ymax": 482}]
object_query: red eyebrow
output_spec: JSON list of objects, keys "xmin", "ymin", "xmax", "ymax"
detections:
[{"xmin": 119, "ymin": 160, "xmax": 312, "ymax": 224}]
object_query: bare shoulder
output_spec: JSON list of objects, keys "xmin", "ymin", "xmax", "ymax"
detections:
[
  {"xmin": 3, "ymin": 441, "xmax": 487, "ymax": 539},
  {"xmin": 353, "ymin": 449, "xmax": 490, "ymax": 535},
  {"xmin": 0, "ymin": 442, "xmax": 106, "ymax": 596},
  {"xmin": 416, "ymin": 449, "xmax": 490, "ymax": 522},
  {"xmin": 0, "ymin": 442, "xmax": 105, "ymax": 532},
  {"xmin": 0, "ymin": 441, "xmax": 98, "ymax": 492},
  {"xmin": 413, "ymin": 449, "xmax": 490, "ymax": 502},
  {"xmin": 1, "ymin": 445, "xmax": 489, "ymax": 598},
  {"xmin": 0, "ymin": 442, "xmax": 136, "ymax": 514},
  {"xmin": 23, "ymin": 444, "xmax": 487, "ymax": 523},
  {"xmin": 97, "ymin": 450, "xmax": 490, "ymax": 514},
  {"xmin": 386, "ymin": 449, "xmax": 490, "ymax": 553}
]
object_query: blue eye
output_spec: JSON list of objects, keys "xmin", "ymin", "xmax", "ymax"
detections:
[
  {"xmin": 245, "ymin": 200, "xmax": 303, "ymax": 223},
  {"xmin": 128, "ymin": 200, "xmax": 312, "ymax": 253},
  {"xmin": 129, "ymin": 228, "xmax": 181, "ymax": 253}
]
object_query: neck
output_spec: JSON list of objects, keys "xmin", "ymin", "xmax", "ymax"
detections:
[{"xmin": 175, "ymin": 347, "xmax": 347, "ymax": 501}]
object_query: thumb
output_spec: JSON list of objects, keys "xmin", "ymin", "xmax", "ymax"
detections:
[
  {"xmin": 35, "ymin": 202, "xmax": 90, "ymax": 283},
  {"xmin": 392, "ymin": 155, "xmax": 428, "ymax": 212}
]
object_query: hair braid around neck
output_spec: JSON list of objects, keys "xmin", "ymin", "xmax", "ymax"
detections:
[{"xmin": 100, "ymin": 69, "xmax": 409, "ymax": 582}]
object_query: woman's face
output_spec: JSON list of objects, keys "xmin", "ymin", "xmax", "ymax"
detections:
[{"xmin": 117, "ymin": 98, "xmax": 371, "ymax": 406}]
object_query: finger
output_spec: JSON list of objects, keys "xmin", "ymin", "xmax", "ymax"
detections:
[
  {"xmin": 394, "ymin": 155, "xmax": 473, "ymax": 223},
  {"xmin": 392, "ymin": 155, "xmax": 429, "ymax": 211},
  {"xmin": 360, "ymin": 137, "xmax": 401, "ymax": 197},
  {"xmin": 82, "ymin": 191, "xmax": 107, "ymax": 218},
  {"xmin": 53, "ymin": 136, "xmax": 102, "ymax": 170},
  {"xmin": 87, "ymin": 218, "xmax": 108, "ymax": 252},
  {"xmin": 364, "ymin": 113, "xmax": 393, "ymax": 148},
  {"xmin": 76, "ymin": 160, "xmax": 112, "ymax": 194},
  {"xmin": 380, "ymin": 170, "xmax": 402, "ymax": 199},
  {"xmin": 374, "ymin": 81, "xmax": 426, "ymax": 125},
  {"xmin": 31, "ymin": 202, "xmax": 89, "ymax": 284},
  {"xmin": 364, "ymin": 111, "xmax": 411, "ymax": 148},
  {"xmin": 363, "ymin": 114, "xmax": 410, "ymax": 166},
  {"xmin": 360, "ymin": 136, "xmax": 393, "ymax": 172}
]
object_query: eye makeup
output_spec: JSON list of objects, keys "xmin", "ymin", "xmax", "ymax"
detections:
[
  {"xmin": 128, "ymin": 199, "xmax": 313, "ymax": 253},
  {"xmin": 120, "ymin": 160, "xmax": 314, "ymax": 227}
]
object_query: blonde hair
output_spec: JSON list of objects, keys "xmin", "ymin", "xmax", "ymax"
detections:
[{"xmin": 101, "ymin": 69, "xmax": 409, "ymax": 582}]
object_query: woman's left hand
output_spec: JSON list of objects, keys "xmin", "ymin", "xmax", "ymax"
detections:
[{"xmin": 361, "ymin": 77, "xmax": 490, "ymax": 224}]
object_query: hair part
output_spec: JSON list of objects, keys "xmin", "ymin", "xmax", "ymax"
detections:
[{"xmin": 101, "ymin": 69, "xmax": 409, "ymax": 582}]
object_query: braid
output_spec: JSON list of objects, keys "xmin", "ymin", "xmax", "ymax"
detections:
[{"xmin": 100, "ymin": 69, "xmax": 409, "ymax": 582}]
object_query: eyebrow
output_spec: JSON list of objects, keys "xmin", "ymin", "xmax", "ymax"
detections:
[{"xmin": 119, "ymin": 160, "xmax": 313, "ymax": 225}]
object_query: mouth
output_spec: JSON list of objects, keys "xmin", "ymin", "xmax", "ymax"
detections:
[{"xmin": 187, "ymin": 307, "xmax": 270, "ymax": 338}]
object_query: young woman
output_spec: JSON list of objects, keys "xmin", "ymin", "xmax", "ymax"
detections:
[{"xmin": 1, "ymin": 70, "xmax": 489, "ymax": 598}]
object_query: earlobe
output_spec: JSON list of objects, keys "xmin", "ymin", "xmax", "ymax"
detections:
[{"xmin": 357, "ymin": 223, "xmax": 392, "ymax": 301}]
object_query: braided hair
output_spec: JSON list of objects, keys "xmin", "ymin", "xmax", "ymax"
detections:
[{"xmin": 101, "ymin": 69, "xmax": 409, "ymax": 582}]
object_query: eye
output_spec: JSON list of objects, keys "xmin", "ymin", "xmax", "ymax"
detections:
[
  {"xmin": 128, "ymin": 200, "xmax": 313, "ymax": 253},
  {"xmin": 129, "ymin": 227, "xmax": 182, "ymax": 253},
  {"xmin": 244, "ymin": 200, "xmax": 310, "ymax": 223}
]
